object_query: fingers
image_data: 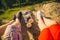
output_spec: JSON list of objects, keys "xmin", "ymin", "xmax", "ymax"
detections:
[{"xmin": 43, "ymin": 17, "xmax": 57, "ymax": 27}]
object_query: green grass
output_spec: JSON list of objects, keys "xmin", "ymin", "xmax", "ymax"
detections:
[
  {"xmin": 0, "ymin": 5, "xmax": 35, "ymax": 25},
  {"xmin": 0, "ymin": 5, "xmax": 34, "ymax": 20}
]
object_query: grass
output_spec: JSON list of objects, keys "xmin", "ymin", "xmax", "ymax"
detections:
[
  {"xmin": 0, "ymin": 4, "xmax": 35, "ymax": 25},
  {"xmin": 0, "ymin": 5, "xmax": 33, "ymax": 20}
]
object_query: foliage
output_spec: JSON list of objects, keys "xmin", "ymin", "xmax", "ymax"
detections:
[{"xmin": 0, "ymin": 0, "xmax": 60, "ymax": 10}]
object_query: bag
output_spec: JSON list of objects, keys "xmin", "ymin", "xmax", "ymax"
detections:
[{"xmin": 2, "ymin": 25, "xmax": 22, "ymax": 40}]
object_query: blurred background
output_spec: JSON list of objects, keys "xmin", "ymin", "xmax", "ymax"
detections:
[
  {"xmin": 0, "ymin": 0, "xmax": 60, "ymax": 40},
  {"xmin": 0, "ymin": 0, "xmax": 60, "ymax": 25}
]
